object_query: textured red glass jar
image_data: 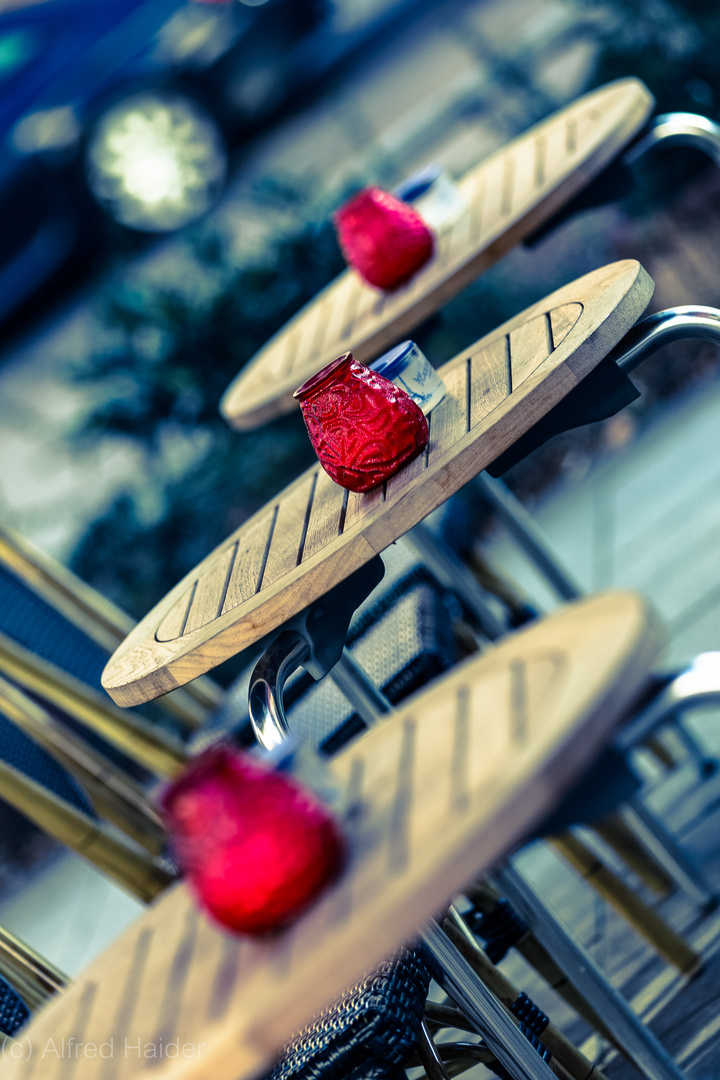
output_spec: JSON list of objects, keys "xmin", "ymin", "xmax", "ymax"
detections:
[
  {"xmin": 160, "ymin": 744, "xmax": 346, "ymax": 936},
  {"xmin": 294, "ymin": 353, "xmax": 429, "ymax": 492},
  {"xmin": 333, "ymin": 186, "xmax": 434, "ymax": 290}
]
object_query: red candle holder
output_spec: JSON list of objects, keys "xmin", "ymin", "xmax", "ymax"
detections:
[
  {"xmin": 333, "ymin": 186, "xmax": 434, "ymax": 291},
  {"xmin": 160, "ymin": 744, "xmax": 346, "ymax": 936},
  {"xmin": 294, "ymin": 353, "xmax": 429, "ymax": 492}
]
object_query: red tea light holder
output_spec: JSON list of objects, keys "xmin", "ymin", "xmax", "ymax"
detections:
[
  {"xmin": 333, "ymin": 186, "xmax": 434, "ymax": 291},
  {"xmin": 294, "ymin": 352, "xmax": 429, "ymax": 493},
  {"xmin": 160, "ymin": 742, "xmax": 346, "ymax": 936}
]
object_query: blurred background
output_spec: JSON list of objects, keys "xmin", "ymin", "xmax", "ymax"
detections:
[
  {"xmin": 2, "ymin": 0, "xmax": 719, "ymax": 608},
  {"xmin": 2, "ymin": 0, "xmax": 720, "ymax": 941}
]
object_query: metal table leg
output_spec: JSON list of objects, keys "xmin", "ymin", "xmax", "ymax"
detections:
[
  {"xmin": 619, "ymin": 798, "xmax": 717, "ymax": 909},
  {"xmin": 421, "ymin": 918, "xmax": 556, "ymax": 1080},
  {"xmin": 495, "ymin": 862, "xmax": 689, "ymax": 1080},
  {"xmin": 329, "ymin": 647, "xmax": 395, "ymax": 722},
  {"xmin": 472, "ymin": 473, "xmax": 581, "ymax": 602},
  {"xmin": 403, "ymin": 525, "xmax": 506, "ymax": 639}
]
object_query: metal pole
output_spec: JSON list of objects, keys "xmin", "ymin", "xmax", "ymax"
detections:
[
  {"xmin": 472, "ymin": 473, "xmax": 581, "ymax": 602},
  {"xmin": 416, "ymin": 1018, "xmax": 453, "ymax": 1080},
  {"xmin": 0, "ymin": 927, "xmax": 67, "ymax": 1012},
  {"xmin": 404, "ymin": 525, "xmax": 506, "ymax": 638},
  {"xmin": 495, "ymin": 862, "xmax": 688, "ymax": 1080},
  {"xmin": 330, "ymin": 648, "xmax": 395, "ymax": 722},
  {"xmin": 420, "ymin": 919, "xmax": 557, "ymax": 1080},
  {"xmin": 619, "ymin": 799, "xmax": 716, "ymax": 909}
]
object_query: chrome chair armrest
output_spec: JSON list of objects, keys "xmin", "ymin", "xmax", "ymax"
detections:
[
  {"xmin": 624, "ymin": 111, "xmax": 720, "ymax": 171},
  {"xmin": 610, "ymin": 305, "xmax": 720, "ymax": 373},
  {"xmin": 614, "ymin": 652, "xmax": 720, "ymax": 752},
  {"xmin": 249, "ymin": 630, "xmax": 310, "ymax": 752}
]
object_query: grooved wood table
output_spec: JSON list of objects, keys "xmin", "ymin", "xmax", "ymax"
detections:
[
  {"xmin": 220, "ymin": 78, "xmax": 654, "ymax": 432},
  {"xmin": 8, "ymin": 593, "xmax": 661, "ymax": 1080},
  {"xmin": 103, "ymin": 259, "xmax": 653, "ymax": 707}
]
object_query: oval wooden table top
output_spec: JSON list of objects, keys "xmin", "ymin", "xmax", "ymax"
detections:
[
  {"xmin": 220, "ymin": 78, "xmax": 654, "ymax": 432},
  {"xmin": 11, "ymin": 593, "xmax": 662, "ymax": 1080},
  {"xmin": 103, "ymin": 260, "xmax": 654, "ymax": 708}
]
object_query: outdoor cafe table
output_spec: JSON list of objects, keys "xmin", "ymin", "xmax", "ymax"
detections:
[
  {"xmin": 220, "ymin": 78, "xmax": 653, "ymax": 432},
  {"xmin": 6, "ymin": 592, "xmax": 660, "ymax": 1080},
  {"xmin": 102, "ymin": 259, "xmax": 652, "ymax": 707}
]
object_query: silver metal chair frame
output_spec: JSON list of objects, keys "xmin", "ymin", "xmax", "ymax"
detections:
[
  {"xmin": 472, "ymin": 305, "xmax": 720, "ymax": 906},
  {"xmin": 248, "ymin": 633, "xmax": 688, "ymax": 1080},
  {"xmin": 624, "ymin": 112, "xmax": 720, "ymax": 171},
  {"xmin": 617, "ymin": 653, "xmax": 720, "ymax": 753},
  {"xmin": 477, "ymin": 303, "xmax": 720, "ymax": 604}
]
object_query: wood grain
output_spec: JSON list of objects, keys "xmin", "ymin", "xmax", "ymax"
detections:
[
  {"xmin": 14, "ymin": 593, "xmax": 662, "ymax": 1080},
  {"xmin": 220, "ymin": 79, "xmax": 654, "ymax": 431},
  {"xmin": 103, "ymin": 260, "xmax": 654, "ymax": 707}
]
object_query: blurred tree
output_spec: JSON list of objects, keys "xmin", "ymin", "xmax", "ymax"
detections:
[
  {"xmin": 579, "ymin": 0, "xmax": 720, "ymax": 116},
  {"xmin": 576, "ymin": 0, "xmax": 720, "ymax": 207},
  {"xmin": 68, "ymin": 212, "xmax": 347, "ymax": 627}
]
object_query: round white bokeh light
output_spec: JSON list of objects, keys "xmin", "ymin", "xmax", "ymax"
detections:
[{"xmin": 85, "ymin": 92, "xmax": 227, "ymax": 232}]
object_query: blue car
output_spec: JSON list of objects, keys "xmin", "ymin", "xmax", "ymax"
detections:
[{"xmin": 0, "ymin": 0, "xmax": 427, "ymax": 333}]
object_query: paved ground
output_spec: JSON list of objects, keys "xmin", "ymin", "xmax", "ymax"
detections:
[
  {"xmin": 3, "ymin": 376, "xmax": 720, "ymax": 1076},
  {"xmin": 483, "ymin": 374, "xmax": 720, "ymax": 672},
  {"xmin": 0, "ymin": 855, "xmax": 143, "ymax": 980},
  {"xmin": 474, "ymin": 371, "xmax": 720, "ymax": 1077},
  {"xmin": 1, "ymin": 0, "xmax": 720, "ymax": 1073}
]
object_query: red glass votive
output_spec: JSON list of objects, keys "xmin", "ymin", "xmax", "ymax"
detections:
[
  {"xmin": 160, "ymin": 744, "xmax": 346, "ymax": 936},
  {"xmin": 294, "ymin": 352, "xmax": 429, "ymax": 492},
  {"xmin": 333, "ymin": 186, "xmax": 434, "ymax": 291}
]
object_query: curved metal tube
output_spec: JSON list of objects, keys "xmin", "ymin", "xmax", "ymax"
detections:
[
  {"xmin": 615, "ymin": 652, "xmax": 720, "ymax": 752},
  {"xmin": 249, "ymin": 632, "xmax": 394, "ymax": 752},
  {"xmin": 610, "ymin": 305, "xmax": 720, "ymax": 373},
  {"xmin": 416, "ymin": 1019, "xmax": 453, "ymax": 1080},
  {"xmin": 248, "ymin": 630, "xmax": 310, "ymax": 752},
  {"xmin": 624, "ymin": 111, "xmax": 720, "ymax": 170}
]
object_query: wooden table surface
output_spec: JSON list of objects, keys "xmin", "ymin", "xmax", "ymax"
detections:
[
  {"xmin": 103, "ymin": 260, "xmax": 654, "ymax": 708},
  {"xmin": 220, "ymin": 78, "xmax": 654, "ymax": 432},
  {"xmin": 12, "ymin": 594, "xmax": 661, "ymax": 1080}
]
